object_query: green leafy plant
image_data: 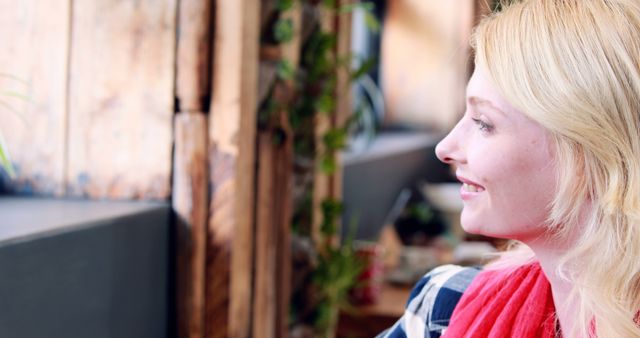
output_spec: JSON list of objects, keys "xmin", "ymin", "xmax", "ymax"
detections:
[
  {"xmin": 274, "ymin": 18, "xmax": 295, "ymax": 43},
  {"xmin": 313, "ymin": 199, "xmax": 364, "ymax": 337},
  {"xmin": 0, "ymin": 94, "xmax": 17, "ymax": 177},
  {"xmin": 0, "ymin": 73, "xmax": 30, "ymax": 179},
  {"xmin": 0, "ymin": 132, "xmax": 14, "ymax": 178},
  {"xmin": 262, "ymin": 1, "xmax": 379, "ymax": 337}
]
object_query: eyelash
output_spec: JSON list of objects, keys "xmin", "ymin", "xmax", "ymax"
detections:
[{"xmin": 471, "ymin": 117, "xmax": 494, "ymax": 133}]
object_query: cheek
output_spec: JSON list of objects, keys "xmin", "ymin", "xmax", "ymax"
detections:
[
  {"xmin": 501, "ymin": 157, "xmax": 556, "ymax": 224},
  {"xmin": 469, "ymin": 143, "xmax": 557, "ymax": 237}
]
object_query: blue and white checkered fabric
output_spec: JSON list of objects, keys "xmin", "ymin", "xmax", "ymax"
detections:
[{"xmin": 376, "ymin": 265, "xmax": 481, "ymax": 338}]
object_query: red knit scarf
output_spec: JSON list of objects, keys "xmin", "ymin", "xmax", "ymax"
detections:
[{"xmin": 442, "ymin": 262, "xmax": 558, "ymax": 338}]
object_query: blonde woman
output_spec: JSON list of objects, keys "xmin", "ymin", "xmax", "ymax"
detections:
[{"xmin": 378, "ymin": 1, "xmax": 640, "ymax": 337}]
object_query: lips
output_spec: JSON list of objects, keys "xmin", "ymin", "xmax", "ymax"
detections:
[
  {"xmin": 462, "ymin": 182, "xmax": 484, "ymax": 192},
  {"xmin": 457, "ymin": 174, "xmax": 485, "ymax": 193}
]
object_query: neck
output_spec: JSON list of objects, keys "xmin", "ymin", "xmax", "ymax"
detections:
[{"xmin": 525, "ymin": 235, "xmax": 578, "ymax": 337}]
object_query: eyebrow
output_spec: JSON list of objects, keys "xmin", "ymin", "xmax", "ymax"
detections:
[{"xmin": 468, "ymin": 96, "xmax": 507, "ymax": 116}]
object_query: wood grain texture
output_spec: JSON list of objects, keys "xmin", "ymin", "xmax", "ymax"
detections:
[
  {"xmin": 274, "ymin": 116, "xmax": 294, "ymax": 338},
  {"xmin": 332, "ymin": 0, "xmax": 353, "ymax": 211},
  {"xmin": 253, "ymin": 92, "xmax": 296, "ymax": 338},
  {"xmin": 311, "ymin": 1, "xmax": 354, "ymax": 249},
  {"xmin": 281, "ymin": 2, "xmax": 303, "ymax": 68},
  {"xmin": 275, "ymin": 6, "xmax": 301, "ymax": 338},
  {"xmin": 312, "ymin": 5, "xmax": 337, "ymax": 247},
  {"xmin": 173, "ymin": 112, "xmax": 208, "ymax": 338},
  {"xmin": 206, "ymin": 0, "xmax": 260, "ymax": 337},
  {"xmin": 252, "ymin": 132, "xmax": 277, "ymax": 338},
  {"xmin": 176, "ymin": 0, "xmax": 213, "ymax": 112},
  {"xmin": 66, "ymin": 0, "xmax": 177, "ymax": 199},
  {"xmin": 0, "ymin": 0, "xmax": 70, "ymax": 195}
]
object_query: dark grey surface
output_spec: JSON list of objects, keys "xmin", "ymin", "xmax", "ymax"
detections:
[
  {"xmin": 341, "ymin": 133, "xmax": 439, "ymax": 241},
  {"xmin": 0, "ymin": 197, "xmax": 170, "ymax": 338},
  {"xmin": 0, "ymin": 197, "xmax": 167, "ymax": 244}
]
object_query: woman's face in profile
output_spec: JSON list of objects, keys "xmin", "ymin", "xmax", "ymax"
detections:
[{"xmin": 435, "ymin": 66, "xmax": 558, "ymax": 242}]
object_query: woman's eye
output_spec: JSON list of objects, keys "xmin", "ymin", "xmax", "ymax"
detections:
[{"xmin": 471, "ymin": 117, "xmax": 494, "ymax": 133}]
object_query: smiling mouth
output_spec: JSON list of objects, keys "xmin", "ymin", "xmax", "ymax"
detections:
[{"xmin": 462, "ymin": 182, "xmax": 485, "ymax": 193}]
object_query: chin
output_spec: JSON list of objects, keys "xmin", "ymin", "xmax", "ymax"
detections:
[
  {"xmin": 460, "ymin": 219, "xmax": 511, "ymax": 240},
  {"xmin": 460, "ymin": 212, "xmax": 489, "ymax": 235},
  {"xmin": 460, "ymin": 220, "xmax": 490, "ymax": 236}
]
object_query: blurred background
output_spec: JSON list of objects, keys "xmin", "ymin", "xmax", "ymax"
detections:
[{"xmin": 0, "ymin": 1, "xmax": 500, "ymax": 338}]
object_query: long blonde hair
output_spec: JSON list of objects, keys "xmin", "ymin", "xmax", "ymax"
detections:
[{"xmin": 473, "ymin": 1, "xmax": 640, "ymax": 337}]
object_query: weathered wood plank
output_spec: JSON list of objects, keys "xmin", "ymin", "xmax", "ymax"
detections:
[
  {"xmin": 274, "ymin": 117, "xmax": 294, "ymax": 338},
  {"xmin": 281, "ymin": 2, "xmax": 303, "ymax": 69},
  {"xmin": 66, "ymin": 0, "xmax": 177, "ymax": 199},
  {"xmin": 252, "ymin": 132, "xmax": 277, "ymax": 338},
  {"xmin": 206, "ymin": 0, "xmax": 260, "ymax": 337},
  {"xmin": 330, "ymin": 1, "xmax": 353, "ymax": 223},
  {"xmin": 0, "ymin": 0, "xmax": 70, "ymax": 195},
  {"xmin": 275, "ymin": 5, "xmax": 301, "ymax": 338},
  {"xmin": 312, "ymin": 5, "xmax": 338, "ymax": 247},
  {"xmin": 253, "ymin": 3, "xmax": 302, "ymax": 335},
  {"xmin": 176, "ymin": 0, "xmax": 213, "ymax": 112},
  {"xmin": 173, "ymin": 112, "xmax": 208, "ymax": 338},
  {"xmin": 311, "ymin": 1, "xmax": 353, "ymax": 247},
  {"xmin": 253, "ymin": 91, "xmax": 297, "ymax": 338}
]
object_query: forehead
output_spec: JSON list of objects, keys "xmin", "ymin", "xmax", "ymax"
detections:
[
  {"xmin": 466, "ymin": 66, "xmax": 514, "ymax": 113},
  {"xmin": 466, "ymin": 65, "xmax": 553, "ymax": 138}
]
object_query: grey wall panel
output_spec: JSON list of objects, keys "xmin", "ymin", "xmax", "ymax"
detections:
[
  {"xmin": 341, "ymin": 133, "xmax": 440, "ymax": 241},
  {"xmin": 0, "ymin": 198, "xmax": 170, "ymax": 338}
]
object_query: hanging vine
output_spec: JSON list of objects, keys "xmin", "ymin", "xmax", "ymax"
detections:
[{"xmin": 259, "ymin": 0, "xmax": 379, "ymax": 336}]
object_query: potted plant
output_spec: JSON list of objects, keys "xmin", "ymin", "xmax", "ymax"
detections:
[
  {"xmin": 0, "ymin": 133, "xmax": 13, "ymax": 178},
  {"xmin": 0, "ymin": 74, "xmax": 22, "ymax": 179}
]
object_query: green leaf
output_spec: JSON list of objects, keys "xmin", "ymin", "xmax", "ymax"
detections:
[
  {"xmin": 276, "ymin": 0, "xmax": 294, "ymax": 11},
  {"xmin": 350, "ymin": 57, "xmax": 377, "ymax": 81},
  {"xmin": 274, "ymin": 18, "xmax": 294, "ymax": 43},
  {"xmin": 0, "ymin": 91, "xmax": 32, "ymax": 102},
  {"xmin": 0, "ymin": 133, "xmax": 15, "ymax": 178},
  {"xmin": 322, "ymin": 0, "xmax": 337, "ymax": 9},
  {"xmin": 315, "ymin": 94, "xmax": 334, "ymax": 113},
  {"xmin": 320, "ymin": 156, "xmax": 336, "ymax": 175},
  {"xmin": 364, "ymin": 10, "xmax": 380, "ymax": 32},
  {"xmin": 338, "ymin": 2, "xmax": 374, "ymax": 14},
  {"xmin": 323, "ymin": 128, "xmax": 347, "ymax": 150},
  {"xmin": 277, "ymin": 59, "xmax": 295, "ymax": 80},
  {"xmin": 321, "ymin": 199, "xmax": 343, "ymax": 222}
]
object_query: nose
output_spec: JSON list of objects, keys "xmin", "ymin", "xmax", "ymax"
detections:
[{"xmin": 435, "ymin": 123, "xmax": 465, "ymax": 165}]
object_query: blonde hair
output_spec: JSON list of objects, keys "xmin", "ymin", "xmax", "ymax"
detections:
[{"xmin": 473, "ymin": 0, "xmax": 640, "ymax": 337}]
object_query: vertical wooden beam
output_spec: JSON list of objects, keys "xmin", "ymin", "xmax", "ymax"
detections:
[
  {"xmin": 282, "ymin": 2, "xmax": 303, "ymax": 67},
  {"xmin": 332, "ymin": 0, "xmax": 353, "ymax": 211},
  {"xmin": 274, "ymin": 117, "xmax": 294, "ymax": 338},
  {"xmin": 207, "ymin": 0, "xmax": 260, "ymax": 337},
  {"xmin": 252, "ymin": 3, "xmax": 302, "ymax": 337},
  {"xmin": 173, "ymin": 112, "xmax": 208, "ymax": 338},
  {"xmin": 0, "ymin": 0, "xmax": 70, "ymax": 195},
  {"xmin": 253, "ymin": 96, "xmax": 296, "ymax": 338},
  {"xmin": 312, "ymin": 5, "xmax": 336, "ymax": 248},
  {"xmin": 67, "ymin": 0, "xmax": 177, "ymax": 199},
  {"xmin": 253, "ymin": 132, "xmax": 278, "ymax": 338},
  {"xmin": 312, "ymin": 2, "xmax": 353, "ymax": 246},
  {"xmin": 176, "ymin": 0, "xmax": 213, "ymax": 113},
  {"xmin": 174, "ymin": 1, "xmax": 213, "ymax": 337},
  {"xmin": 276, "ymin": 5, "xmax": 301, "ymax": 338}
]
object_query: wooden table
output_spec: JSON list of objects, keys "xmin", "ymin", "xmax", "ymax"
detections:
[{"xmin": 337, "ymin": 282, "xmax": 413, "ymax": 338}]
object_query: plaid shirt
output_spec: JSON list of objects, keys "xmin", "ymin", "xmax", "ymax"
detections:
[{"xmin": 376, "ymin": 265, "xmax": 481, "ymax": 338}]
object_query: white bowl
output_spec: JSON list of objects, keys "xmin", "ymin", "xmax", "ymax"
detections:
[{"xmin": 422, "ymin": 183, "xmax": 463, "ymax": 212}]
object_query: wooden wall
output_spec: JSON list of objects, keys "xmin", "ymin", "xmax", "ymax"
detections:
[
  {"xmin": 0, "ymin": 0, "xmax": 176, "ymax": 199},
  {"xmin": 0, "ymin": 1, "xmax": 354, "ymax": 338},
  {"xmin": 0, "ymin": 1, "xmax": 71, "ymax": 195}
]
